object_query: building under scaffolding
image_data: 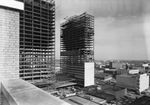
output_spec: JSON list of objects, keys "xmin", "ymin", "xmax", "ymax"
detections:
[
  {"xmin": 19, "ymin": 0, "xmax": 55, "ymax": 82},
  {"xmin": 60, "ymin": 12, "xmax": 94, "ymax": 86}
]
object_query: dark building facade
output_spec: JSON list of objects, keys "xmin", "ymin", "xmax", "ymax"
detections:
[
  {"xmin": 19, "ymin": 0, "xmax": 55, "ymax": 82},
  {"xmin": 60, "ymin": 12, "xmax": 94, "ymax": 86}
]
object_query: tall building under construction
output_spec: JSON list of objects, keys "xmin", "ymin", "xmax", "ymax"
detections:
[
  {"xmin": 19, "ymin": 0, "xmax": 55, "ymax": 82},
  {"xmin": 60, "ymin": 12, "xmax": 94, "ymax": 86}
]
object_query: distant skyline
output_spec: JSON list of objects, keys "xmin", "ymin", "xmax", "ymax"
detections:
[{"xmin": 55, "ymin": 0, "xmax": 150, "ymax": 60}]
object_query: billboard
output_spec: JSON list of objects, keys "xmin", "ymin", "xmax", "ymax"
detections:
[{"xmin": 84, "ymin": 62, "xmax": 94, "ymax": 87}]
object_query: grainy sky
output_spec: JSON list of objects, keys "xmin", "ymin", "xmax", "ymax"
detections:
[{"xmin": 55, "ymin": 0, "xmax": 150, "ymax": 60}]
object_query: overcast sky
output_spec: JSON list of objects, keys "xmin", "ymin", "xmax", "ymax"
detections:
[{"xmin": 55, "ymin": 0, "xmax": 150, "ymax": 60}]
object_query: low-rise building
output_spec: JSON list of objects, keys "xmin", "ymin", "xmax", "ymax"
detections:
[
  {"xmin": 128, "ymin": 69, "xmax": 140, "ymax": 74},
  {"xmin": 116, "ymin": 73, "xmax": 149, "ymax": 92},
  {"xmin": 104, "ymin": 86, "xmax": 127, "ymax": 99},
  {"xmin": 95, "ymin": 73, "xmax": 112, "ymax": 81},
  {"xmin": 112, "ymin": 62, "xmax": 125, "ymax": 69},
  {"xmin": 104, "ymin": 69, "xmax": 127, "ymax": 78},
  {"xmin": 78, "ymin": 94, "xmax": 107, "ymax": 104}
]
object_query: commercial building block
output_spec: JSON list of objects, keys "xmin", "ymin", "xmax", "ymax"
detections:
[
  {"xmin": 116, "ymin": 73, "xmax": 149, "ymax": 92},
  {"xmin": 104, "ymin": 86, "xmax": 127, "ymax": 99}
]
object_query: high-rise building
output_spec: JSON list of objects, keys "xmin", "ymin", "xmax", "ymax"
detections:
[
  {"xmin": 19, "ymin": 0, "xmax": 55, "ymax": 82},
  {"xmin": 60, "ymin": 12, "xmax": 94, "ymax": 86}
]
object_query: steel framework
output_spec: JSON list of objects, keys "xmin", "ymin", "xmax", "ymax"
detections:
[
  {"xmin": 60, "ymin": 12, "xmax": 94, "ymax": 85},
  {"xmin": 19, "ymin": 0, "xmax": 55, "ymax": 82}
]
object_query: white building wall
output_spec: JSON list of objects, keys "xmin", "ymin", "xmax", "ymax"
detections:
[
  {"xmin": 129, "ymin": 69, "xmax": 139, "ymax": 74},
  {"xmin": 84, "ymin": 62, "xmax": 94, "ymax": 87},
  {"xmin": 139, "ymin": 73, "xmax": 149, "ymax": 92}
]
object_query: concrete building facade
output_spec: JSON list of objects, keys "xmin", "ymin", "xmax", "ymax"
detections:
[
  {"xmin": 0, "ymin": 0, "xmax": 24, "ymax": 103},
  {"xmin": 0, "ymin": 0, "xmax": 23, "ymax": 81}
]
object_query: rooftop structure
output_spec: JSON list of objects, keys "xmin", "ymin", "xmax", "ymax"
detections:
[
  {"xmin": 1, "ymin": 79, "xmax": 70, "ymax": 105},
  {"xmin": 19, "ymin": 0, "xmax": 55, "ymax": 82},
  {"xmin": 60, "ymin": 12, "xmax": 94, "ymax": 86}
]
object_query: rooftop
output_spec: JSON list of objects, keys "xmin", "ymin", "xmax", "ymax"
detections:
[
  {"xmin": 87, "ymin": 91, "xmax": 115, "ymax": 101},
  {"xmin": 105, "ymin": 69, "xmax": 118, "ymax": 71},
  {"xmin": 57, "ymin": 82, "xmax": 77, "ymax": 88},
  {"xmin": 79, "ymin": 94, "xmax": 106, "ymax": 104},
  {"xmin": 1, "ymin": 79, "xmax": 70, "ymax": 105},
  {"xmin": 105, "ymin": 86, "xmax": 124, "ymax": 93},
  {"xmin": 95, "ymin": 73, "xmax": 111, "ymax": 78},
  {"xmin": 129, "ymin": 96, "xmax": 150, "ymax": 105},
  {"xmin": 117, "ymin": 73, "xmax": 148, "ymax": 78}
]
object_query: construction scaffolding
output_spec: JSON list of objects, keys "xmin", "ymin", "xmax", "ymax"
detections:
[
  {"xmin": 19, "ymin": 0, "xmax": 55, "ymax": 82},
  {"xmin": 60, "ymin": 12, "xmax": 94, "ymax": 86}
]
